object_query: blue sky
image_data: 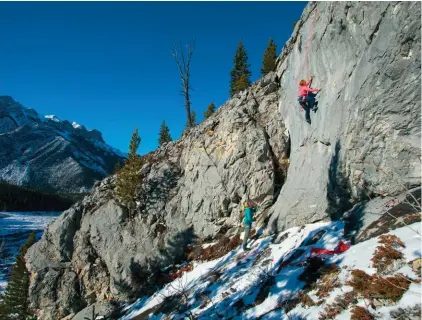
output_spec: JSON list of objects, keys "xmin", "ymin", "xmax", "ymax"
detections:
[{"xmin": 0, "ymin": 1, "xmax": 306, "ymax": 154}]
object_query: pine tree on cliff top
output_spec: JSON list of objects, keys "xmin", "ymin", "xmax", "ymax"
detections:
[
  {"xmin": 261, "ymin": 38, "xmax": 277, "ymax": 75},
  {"xmin": 204, "ymin": 102, "xmax": 215, "ymax": 119},
  {"xmin": 158, "ymin": 120, "xmax": 172, "ymax": 146},
  {"xmin": 115, "ymin": 128, "xmax": 143, "ymax": 217},
  {"xmin": 230, "ymin": 41, "xmax": 252, "ymax": 96}
]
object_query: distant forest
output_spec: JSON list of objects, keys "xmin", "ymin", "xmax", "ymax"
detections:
[{"xmin": 0, "ymin": 180, "xmax": 85, "ymax": 212}]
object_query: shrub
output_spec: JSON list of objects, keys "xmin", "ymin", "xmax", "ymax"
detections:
[
  {"xmin": 318, "ymin": 291, "xmax": 357, "ymax": 319},
  {"xmin": 348, "ymin": 269, "xmax": 411, "ymax": 302},
  {"xmin": 187, "ymin": 231, "xmax": 253, "ymax": 262},
  {"xmin": 298, "ymin": 291, "xmax": 316, "ymax": 308},
  {"xmin": 315, "ymin": 264, "xmax": 341, "ymax": 298},
  {"xmin": 378, "ymin": 234, "xmax": 405, "ymax": 248},
  {"xmin": 372, "ymin": 234, "xmax": 405, "ymax": 274},
  {"xmin": 350, "ymin": 306, "xmax": 375, "ymax": 320},
  {"xmin": 370, "ymin": 275, "xmax": 411, "ymax": 302}
]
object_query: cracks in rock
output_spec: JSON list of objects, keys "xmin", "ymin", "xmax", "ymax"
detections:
[
  {"xmin": 316, "ymin": 140, "xmax": 331, "ymax": 147},
  {"xmin": 247, "ymin": 107, "xmax": 288, "ymax": 205},
  {"xmin": 199, "ymin": 140, "xmax": 230, "ymax": 198},
  {"xmin": 298, "ymin": 34, "xmax": 303, "ymax": 53},
  {"xmin": 319, "ymin": 3, "xmax": 334, "ymax": 43},
  {"xmin": 344, "ymin": 3, "xmax": 351, "ymax": 17},
  {"xmin": 320, "ymin": 23, "xmax": 329, "ymax": 43},
  {"xmin": 368, "ymin": 3, "xmax": 390, "ymax": 44},
  {"xmin": 339, "ymin": 18, "xmax": 347, "ymax": 34}
]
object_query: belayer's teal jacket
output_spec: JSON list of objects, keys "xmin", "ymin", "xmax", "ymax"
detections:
[{"xmin": 243, "ymin": 206, "xmax": 258, "ymax": 226}]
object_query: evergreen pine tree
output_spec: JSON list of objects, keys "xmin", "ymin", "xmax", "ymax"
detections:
[
  {"xmin": 158, "ymin": 121, "xmax": 172, "ymax": 146},
  {"xmin": 204, "ymin": 103, "xmax": 215, "ymax": 119},
  {"xmin": 0, "ymin": 233, "xmax": 36, "ymax": 320},
  {"xmin": 261, "ymin": 38, "xmax": 277, "ymax": 75},
  {"xmin": 115, "ymin": 128, "xmax": 143, "ymax": 217},
  {"xmin": 230, "ymin": 41, "xmax": 252, "ymax": 96}
]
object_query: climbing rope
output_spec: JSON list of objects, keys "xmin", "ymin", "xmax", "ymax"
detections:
[
  {"xmin": 305, "ymin": 7, "xmax": 318, "ymax": 79},
  {"xmin": 294, "ymin": 7, "xmax": 318, "ymax": 114},
  {"xmin": 294, "ymin": 7, "xmax": 318, "ymax": 83}
]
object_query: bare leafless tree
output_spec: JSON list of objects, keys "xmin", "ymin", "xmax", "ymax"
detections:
[
  {"xmin": 156, "ymin": 274, "xmax": 195, "ymax": 319},
  {"xmin": 172, "ymin": 40, "xmax": 195, "ymax": 129}
]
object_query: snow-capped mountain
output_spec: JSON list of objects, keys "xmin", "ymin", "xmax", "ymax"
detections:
[{"xmin": 0, "ymin": 96, "xmax": 126, "ymax": 193}]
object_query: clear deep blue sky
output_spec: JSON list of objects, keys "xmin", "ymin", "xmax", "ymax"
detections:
[{"xmin": 0, "ymin": 1, "xmax": 306, "ymax": 154}]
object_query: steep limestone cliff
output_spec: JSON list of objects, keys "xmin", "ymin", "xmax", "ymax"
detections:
[{"xmin": 269, "ymin": 1, "xmax": 421, "ymax": 231}]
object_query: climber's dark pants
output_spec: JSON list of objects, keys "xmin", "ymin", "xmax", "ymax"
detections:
[
  {"xmin": 298, "ymin": 94, "xmax": 316, "ymax": 122},
  {"xmin": 243, "ymin": 224, "xmax": 251, "ymax": 250}
]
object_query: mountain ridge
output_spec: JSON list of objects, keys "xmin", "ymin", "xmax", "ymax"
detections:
[{"xmin": 0, "ymin": 96, "xmax": 126, "ymax": 193}]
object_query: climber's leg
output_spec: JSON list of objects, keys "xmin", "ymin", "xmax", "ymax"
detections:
[
  {"xmin": 304, "ymin": 104, "xmax": 311, "ymax": 124},
  {"xmin": 305, "ymin": 95, "xmax": 315, "ymax": 110},
  {"xmin": 313, "ymin": 101, "xmax": 319, "ymax": 112},
  {"xmin": 307, "ymin": 92, "xmax": 318, "ymax": 112},
  {"xmin": 243, "ymin": 224, "xmax": 251, "ymax": 250}
]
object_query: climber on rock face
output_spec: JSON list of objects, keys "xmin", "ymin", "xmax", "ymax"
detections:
[
  {"xmin": 242, "ymin": 200, "xmax": 259, "ymax": 251},
  {"xmin": 298, "ymin": 76, "xmax": 321, "ymax": 124}
]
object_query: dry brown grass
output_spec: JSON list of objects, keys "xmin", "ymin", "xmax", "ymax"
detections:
[
  {"xmin": 298, "ymin": 291, "xmax": 316, "ymax": 308},
  {"xmin": 187, "ymin": 233, "xmax": 248, "ymax": 262},
  {"xmin": 315, "ymin": 264, "xmax": 341, "ymax": 298},
  {"xmin": 371, "ymin": 234, "xmax": 405, "ymax": 274},
  {"xmin": 350, "ymin": 306, "xmax": 375, "ymax": 320},
  {"xmin": 348, "ymin": 269, "xmax": 411, "ymax": 302},
  {"xmin": 378, "ymin": 234, "xmax": 405, "ymax": 248},
  {"xmin": 318, "ymin": 291, "xmax": 357, "ymax": 319}
]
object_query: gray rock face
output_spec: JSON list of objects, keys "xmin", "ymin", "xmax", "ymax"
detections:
[
  {"xmin": 26, "ymin": 73, "xmax": 288, "ymax": 319},
  {"xmin": 0, "ymin": 96, "xmax": 125, "ymax": 193},
  {"xmin": 25, "ymin": 2, "xmax": 421, "ymax": 319},
  {"xmin": 268, "ymin": 1, "xmax": 421, "ymax": 232}
]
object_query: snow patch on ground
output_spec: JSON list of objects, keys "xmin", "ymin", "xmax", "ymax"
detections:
[{"xmin": 120, "ymin": 222, "xmax": 422, "ymax": 320}]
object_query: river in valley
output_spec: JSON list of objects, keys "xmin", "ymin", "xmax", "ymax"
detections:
[{"xmin": 0, "ymin": 211, "xmax": 60, "ymax": 291}]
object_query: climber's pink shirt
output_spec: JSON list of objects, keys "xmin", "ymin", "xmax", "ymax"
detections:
[{"xmin": 298, "ymin": 79, "xmax": 319, "ymax": 97}]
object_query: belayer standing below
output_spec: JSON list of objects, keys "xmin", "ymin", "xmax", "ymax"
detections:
[
  {"xmin": 242, "ymin": 200, "xmax": 259, "ymax": 251},
  {"xmin": 298, "ymin": 76, "xmax": 320, "ymax": 124}
]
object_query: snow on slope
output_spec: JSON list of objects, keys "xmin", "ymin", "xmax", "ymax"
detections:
[
  {"xmin": 72, "ymin": 121, "xmax": 82, "ymax": 129},
  {"xmin": 120, "ymin": 222, "xmax": 422, "ymax": 320}
]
